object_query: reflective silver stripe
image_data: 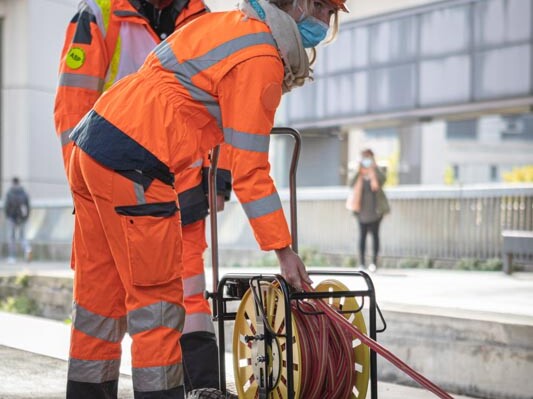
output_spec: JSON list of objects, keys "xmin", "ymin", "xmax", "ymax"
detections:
[
  {"xmin": 154, "ymin": 41, "xmax": 181, "ymax": 73},
  {"xmin": 128, "ymin": 301, "xmax": 185, "ymax": 336},
  {"xmin": 132, "ymin": 362, "xmax": 184, "ymax": 392},
  {"xmin": 187, "ymin": 158, "xmax": 203, "ymax": 169},
  {"xmin": 133, "ymin": 182, "xmax": 146, "ymax": 205},
  {"xmin": 177, "ymin": 75, "xmax": 223, "ymax": 127},
  {"xmin": 241, "ymin": 192, "xmax": 283, "ymax": 219},
  {"xmin": 59, "ymin": 72, "xmax": 104, "ymax": 92},
  {"xmin": 60, "ymin": 128, "xmax": 73, "ymax": 146},
  {"xmin": 72, "ymin": 302, "xmax": 127, "ymax": 343},
  {"xmin": 183, "ymin": 312, "xmax": 215, "ymax": 335},
  {"xmin": 183, "ymin": 274, "xmax": 206, "ymax": 298},
  {"xmin": 155, "ymin": 41, "xmax": 223, "ymax": 126},
  {"xmin": 183, "ymin": 32, "xmax": 276, "ymax": 72},
  {"xmin": 68, "ymin": 357, "xmax": 121, "ymax": 383},
  {"xmin": 157, "ymin": 32, "xmax": 275, "ymax": 74},
  {"xmin": 224, "ymin": 127, "xmax": 270, "ymax": 153},
  {"xmin": 156, "ymin": 32, "xmax": 276, "ymax": 127}
]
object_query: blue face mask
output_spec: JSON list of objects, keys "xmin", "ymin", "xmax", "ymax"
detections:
[
  {"xmin": 361, "ymin": 158, "xmax": 373, "ymax": 168},
  {"xmin": 297, "ymin": 15, "xmax": 329, "ymax": 48}
]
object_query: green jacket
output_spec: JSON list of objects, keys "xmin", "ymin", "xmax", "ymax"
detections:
[{"xmin": 350, "ymin": 167, "xmax": 390, "ymax": 217}]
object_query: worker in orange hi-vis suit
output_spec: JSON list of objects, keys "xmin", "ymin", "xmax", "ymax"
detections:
[
  {"xmin": 53, "ymin": 0, "xmax": 233, "ymax": 396},
  {"xmin": 66, "ymin": 0, "xmax": 348, "ymax": 397}
]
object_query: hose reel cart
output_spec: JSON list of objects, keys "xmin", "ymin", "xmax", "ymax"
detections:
[
  {"xmin": 199, "ymin": 128, "xmax": 382, "ymax": 399},
  {"xmin": 192, "ymin": 128, "xmax": 453, "ymax": 399}
]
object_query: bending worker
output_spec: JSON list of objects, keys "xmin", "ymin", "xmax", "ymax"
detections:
[
  {"xmin": 53, "ymin": 0, "xmax": 231, "ymax": 394},
  {"xmin": 66, "ymin": 0, "xmax": 348, "ymax": 397}
]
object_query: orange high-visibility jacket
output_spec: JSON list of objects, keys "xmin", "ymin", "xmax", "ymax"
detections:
[
  {"xmin": 54, "ymin": 0, "xmax": 229, "ymax": 224},
  {"xmin": 71, "ymin": 10, "xmax": 292, "ymax": 250}
]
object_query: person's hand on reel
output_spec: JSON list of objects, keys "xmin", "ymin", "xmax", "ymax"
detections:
[{"xmin": 275, "ymin": 246, "xmax": 313, "ymax": 291}]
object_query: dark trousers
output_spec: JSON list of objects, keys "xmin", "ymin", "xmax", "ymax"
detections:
[
  {"xmin": 182, "ymin": 331, "xmax": 219, "ymax": 391},
  {"xmin": 358, "ymin": 218, "xmax": 382, "ymax": 265}
]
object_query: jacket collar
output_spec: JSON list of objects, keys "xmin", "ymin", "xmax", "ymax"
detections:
[{"xmin": 114, "ymin": 0, "xmax": 190, "ymax": 17}]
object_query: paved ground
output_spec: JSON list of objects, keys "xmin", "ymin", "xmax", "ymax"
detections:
[
  {"xmin": 2, "ymin": 260, "xmax": 532, "ymax": 323},
  {"xmin": 0, "ymin": 344, "xmax": 476, "ymax": 399},
  {"xmin": 1, "ymin": 259, "xmax": 532, "ymax": 399},
  {"xmin": 0, "ymin": 345, "xmax": 133, "ymax": 399}
]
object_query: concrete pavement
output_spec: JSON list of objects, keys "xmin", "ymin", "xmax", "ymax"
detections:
[
  {"xmin": 1, "ymin": 259, "xmax": 532, "ymax": 398},
  {"xmin": 0, "ymin": 341, "xmax": 476, "ymax": 399},
  {"xmin": 2, "ymin": 259, "xmax": 532, "ymax": 322}
]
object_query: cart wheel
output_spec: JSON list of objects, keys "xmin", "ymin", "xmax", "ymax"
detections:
[
  {"xmin": 187, "ymin": 388, "xmax": 238, "ymax": 399},
  {"xmin": 233, "ymin": 282, "xmax": 302, "ymax": 399},
  {"xmin": 315, "ymin": 279, "xmax": 370, "ymax": 399}
]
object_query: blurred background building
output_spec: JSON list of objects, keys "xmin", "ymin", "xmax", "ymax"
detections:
[
  {"xmin": 0, "ymin": 0, "xmax": 532, "ymax": 197},
  {"xmin": 274, "ymin": 0, "xmax": 533, "ymax": 188}
]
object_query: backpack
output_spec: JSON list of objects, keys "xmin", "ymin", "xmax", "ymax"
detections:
[{"xmin": 5, "ymin": 187, "xmax": 29, "ymax": 224}]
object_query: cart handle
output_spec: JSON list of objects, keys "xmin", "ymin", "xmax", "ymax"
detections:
[{"xmin": 208, "ymin": 127, "xmax": 302, "ymax": 295}]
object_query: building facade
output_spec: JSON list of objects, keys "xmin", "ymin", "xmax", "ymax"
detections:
[
  {"xmin": 0, "ymin": 0, "xmax": 76, "ymax": 198},
  {"xmin": 276, "ymin": 0, "xmax": 533, "ymax": 187},
  {"xmin": 0, "ymin": 0, "xmax": 532, "ymax": 200}
]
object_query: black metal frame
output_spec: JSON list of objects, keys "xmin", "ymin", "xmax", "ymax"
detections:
[
  {"xmin": 207, "ymin": 128, "xmax": 385, "ymax": 398},
  {"xmin": 213, "ymin": 270, "xmax": 384, "ymax": 399}
]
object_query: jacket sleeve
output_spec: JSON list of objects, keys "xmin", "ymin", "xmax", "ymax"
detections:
[
  {"xmin": 53, "ymin": 2, "xmax": 109, "ymax": 175},
  {"xmin": 217, "ymin": 55, "xmax": 290, "ymax": 251}
]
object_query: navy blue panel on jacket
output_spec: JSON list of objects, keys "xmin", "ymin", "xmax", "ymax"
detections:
[{"xmin": 70, "ymin": 110, "xmax": 174, "ymax": 186}]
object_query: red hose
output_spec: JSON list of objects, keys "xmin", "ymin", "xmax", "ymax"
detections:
[
  {"xmin": 291, "ymin": 301, "xmax": 355, "ymax": 398},
  {"xmin": 302, "ymin": 282, "xmax": 455, "ymax": 399}
]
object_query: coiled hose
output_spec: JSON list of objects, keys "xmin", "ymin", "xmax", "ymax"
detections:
[
  {"xmin": 292, "ymin": 300, "xmax": 355, "ymax": 398},
  {"xmin": 300, "ymin": 282, "xmax": 455, "ymax": 399}
]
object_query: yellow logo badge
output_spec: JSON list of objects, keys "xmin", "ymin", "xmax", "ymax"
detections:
[{"xmin": 66, "ymin": 47, "xmax": 86, "ymax": 70}]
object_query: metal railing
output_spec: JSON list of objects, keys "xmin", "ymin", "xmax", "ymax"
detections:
[
  {"xmin": 1, "ymin": 184, "xmax": 532, "ymax": 263},
  {"xmin": 216, "ymin": 184, "xmax": 533, "ymax": 262}
]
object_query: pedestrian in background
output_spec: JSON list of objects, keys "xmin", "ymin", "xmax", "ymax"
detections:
[
  {"xmin": 3, "ymin": 177, "xmax": 32, "ymax": 263},
  {"xmin": 65, "ymin": 0, "xmax": 347, "ymax": 397},
  {"xmin": 347, "ymin": 149, "xmax": 390, "ymax": 272}
]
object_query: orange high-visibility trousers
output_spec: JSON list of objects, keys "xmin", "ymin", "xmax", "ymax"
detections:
[
  {"xmin": 67, "ymin": 146, "xmax": 186, "ymax": 398},
  {"xmin": 182, "ymin": 220, "xmax": 210, "ymax": 331}
]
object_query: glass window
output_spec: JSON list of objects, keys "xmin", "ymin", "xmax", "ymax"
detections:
[
  {"xmin": 353, "ymin": 71, "xmax": 368, "ymax": 114},
  {"xmin": 287, "ymin": 83, "xmax": 316, "ymax": 122},
  {"xmin": 365, "ymin": 127, "xmax": 397, "ymax": 139},
  {"xmin": 419, "ymin": 55, "xmax": 471, "ymax": 106},
  {"xmin": 314, "ymin": 79, "xmax": 326, "ymax": 120},
  {"xmin": 501, "ymin": 114, "xmax": 533, "ymax": 140},
  {"xmin": 326, "ymin": 28, "xmax": 352, "ymax": 73},
  {"xmin": 326, "ymin": 74, "xmax": 353, "ymax": 116},
  {"xmin": 475, "ymin": 44, "xmax": 531, "ymax": 99},
  {"xmin": 369, "ymin": 64, "xmax": 416, "ymax": 112},
  {"xmin": 353, "ymin": 27, "xmax": 369, "ymax": 68},
  {"xmin": 475, "ymin": 0, "xmax": 532, "ymax": 46},
  {"xmin": 274, "ymin": 97, "xmax": 288, "ymax": 125},
  {"xmin": 370, "ymin": 17, "xmax": 417, "ymax": 65},
  {"xmin": 420, "ymin": 5, "xmax": 470, "ymax": 56},
  {"xmin": 313, "ymin": 47, "xmax": 327, "ymax": 77},
  {"xmin": 279, "ymin": 0, "xmax": 533, "ymax": 125},
  {"xmin": 490, "ymin": 165, "xmax": 499, "ymax": 181},
  {"xmin": 453, "ymin": 164, "xmax": 460, "ymax": 180},
  {"xmin": 447, "ymin": 119, "xmax": 477, "ymax": 140}
]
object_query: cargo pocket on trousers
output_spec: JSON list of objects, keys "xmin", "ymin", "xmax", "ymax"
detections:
[{"xmin": 116, "ymin": 201, "xmax": 182, "ymax": 287}]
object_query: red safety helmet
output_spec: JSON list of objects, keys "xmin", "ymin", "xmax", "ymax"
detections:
[{"xmin": 329, "ymin": 0, "xmax": 349, "ymax": 13}]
